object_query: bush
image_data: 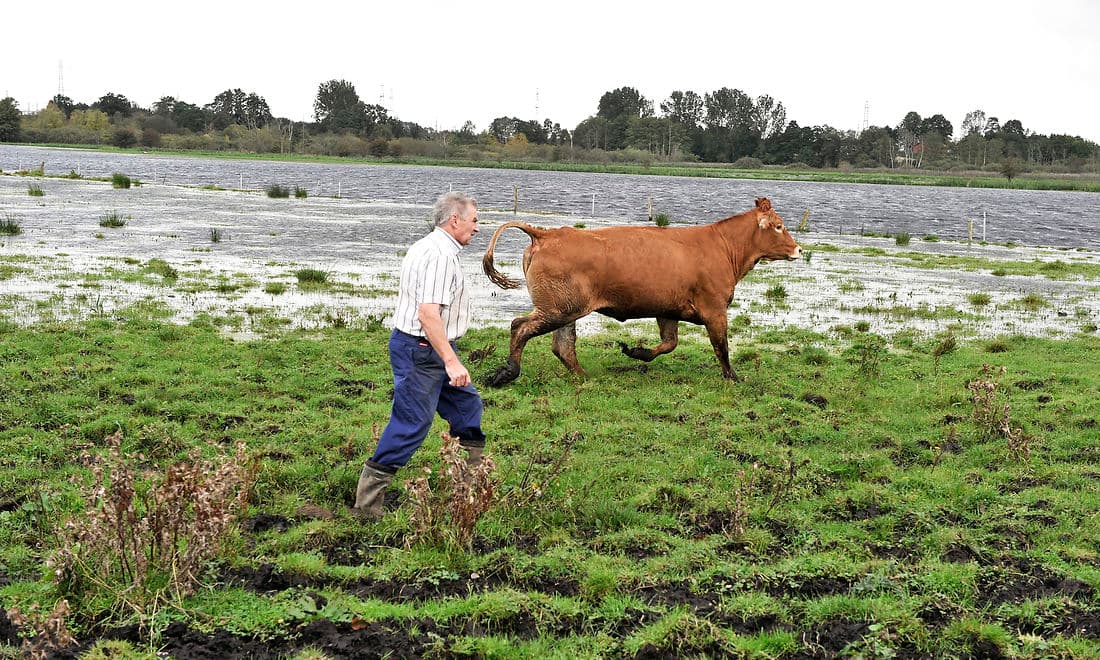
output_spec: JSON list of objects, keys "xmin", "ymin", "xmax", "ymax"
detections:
[
  {"xmin": 140, "ymin": 128, "xmax": 161, "ymax": 148},
  {"xmin": 732, "ymin": 156, "xmax": 764, "ymax": 169},
  {"xmin": 266, "ymin": 184, "xmax": 290, "ymax": 198},
  {"xmin": 111, "ymin": 173, "xmax": 132, "ymax": 189},
  {"xmin": 368, "ymin": 138, "xmax": 390, "ymax": 157},
  {"xmin": 294, "ymin": 186, "xmax": 308, "ymax": 199},
  {"xmin": 110, "ymin": 127, "xmax": 138, "ymax": 149}
]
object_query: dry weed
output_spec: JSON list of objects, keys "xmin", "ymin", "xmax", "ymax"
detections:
[
  {"xmin": 6, "ymin": 599, "xmax": 76, "ymax": 659},
  {"xmin": 49, "ymin": 430, "xmax": 256, "ymax": 620},
  {"xmin": 967, "ymin": 364, "xmax": 1036, "ymax": 462},
  {"xmin": 404, "ymin": 432, "xmax": 498, "ymax": 549}
]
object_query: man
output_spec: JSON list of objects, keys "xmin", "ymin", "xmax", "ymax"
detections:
[{"xmin": 353, "ymin": 192, "xmax": 486, "ymax": 520}]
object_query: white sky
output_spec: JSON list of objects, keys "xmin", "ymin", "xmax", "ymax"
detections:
[{"xmin": 3, "ymin": 0, "xmax": 1098, "ymax": 143}]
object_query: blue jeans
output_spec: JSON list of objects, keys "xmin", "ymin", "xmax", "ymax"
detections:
[{"xmin": 371, "ymin": 330, "xmax": 484, "ymax": 468}]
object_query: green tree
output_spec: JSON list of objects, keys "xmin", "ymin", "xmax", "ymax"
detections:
[
  {"xmin": 660, "ymin": 90, "xmax": 704, "ymax": 129},
  {"xmin": 52, "ymin": 94, "xmax": 75, "ymax": 119},
  {"xmin": 94, "ymin": 92, "xmax": 133, "ymax": 117},
  {"xmin": 489, "ymin": 116, "xmax": 519, "ymax": 143},
  {"xmin": 0, "ymin": 97, "xmax": 21, "ymax": 141},
  {"xmin": 153, "ymin": 96, "xmax": 177, "ymax": 117},
  {"xmin": 514, "ymin": 119, "xmax": 548, "ymax": 144},
  {"xmin": 207, "ymin": 89, "xmax": 271, "ymax": 130},
  {"xmin": 919, "ymin": 114, "xmax": 953, "ymax": 141},
  {"xmin": 897, "ymin": 111, "xmax": 922, "ymax": 167},
  {"xmin": 573, "ymin": 116, "xmax": 610, "ymax": 150},
  {"xmin": 702, "ymin": 87, "xmax": 758, "ymax": 162},
  {"xmin": 751, "ymin": 94, "xmax": 787, "ymax": 139},
  {"xmin": 172, "ymin": 101, "xmax": 207, "ymax": 133},
  {"xmin": 314, "ymin": 79, "xmax": 365, "ymax": 132},
  {"xmin": 597, "ymin": 87, "xmax": 652, "ymax": 150}
]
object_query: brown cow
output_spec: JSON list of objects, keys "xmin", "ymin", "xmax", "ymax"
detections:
[{"xmin": 481, "ymin": 197, "xmax": 802, "ymax": 386}]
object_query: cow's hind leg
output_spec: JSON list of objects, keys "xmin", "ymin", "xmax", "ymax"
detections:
[
  {"xmin": 551, "ymin": 322, "xmax": 586, "ymax": 376},
  {"xmin": 618, "ymin": 317, "xmax": 680, "ymax": 362},
  {"xmin": 486, "ymin": 309, "xmax": 571, "ymax": 387}
]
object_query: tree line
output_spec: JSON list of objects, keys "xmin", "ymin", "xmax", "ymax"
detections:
[{"xmin": 1, "ymin": 81, "xmax": 1096, "ymax": 173}]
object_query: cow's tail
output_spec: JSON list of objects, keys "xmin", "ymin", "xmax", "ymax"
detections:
[{"xmin": 482, "ymin": 221, "xmax": 543, "ymax": 290}]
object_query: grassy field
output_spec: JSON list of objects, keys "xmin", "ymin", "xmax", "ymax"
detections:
[{"xmin": 1, "ymin": 308, "xmax": 1098, "ymax": 658}]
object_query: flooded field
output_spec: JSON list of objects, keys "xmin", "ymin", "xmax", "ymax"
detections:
[{"xmin": 1, "ymin": 153, "xmax": 1098, "ymax": 342}]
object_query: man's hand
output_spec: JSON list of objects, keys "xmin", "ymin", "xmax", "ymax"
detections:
[
  {"xmin": 418, "ymin": 303, "xmax": 470, "ymax": 388},
  {"xmin": 445, "ymin": 360, "xmax": 471, "ymax": 387}
]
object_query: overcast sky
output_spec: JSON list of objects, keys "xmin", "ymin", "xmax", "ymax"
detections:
[{"xmin": 4, "ymin": 1, "xmax": 1098, "ymax": 142}]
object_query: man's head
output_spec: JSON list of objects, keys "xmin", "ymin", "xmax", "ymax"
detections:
[{"xmin": 433, "ymin": 192, "xmax": 479, "ymax": 246}]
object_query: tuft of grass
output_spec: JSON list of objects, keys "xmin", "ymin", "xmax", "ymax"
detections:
[
  {"xmin": 967, "ymin": 292, "xmax": 992, "ymax": 308},
  {"xmin": 144, "ymin": 258, "xmax": 178, "ymax": 281},
  {"xmin": 98, "ymin": 211, "xmax": 129, "ymax": 228},
  {"xmin": 209, "ymin": 228, "xmax": 226, "ymax": 243},
  {"xmin": 27, "ymin": 183, "xmax": 44, "ymax": 197},
  {"xmin": 763, "ymin": 284, "xmax": 788, "ymax": 302},
  {"xmin": 266, "ymin": 184, "xmax": 290, "ymax": 198},
  {"xmin": 294, "ymin": 186, "xmax": 308, "ymax": 199},
  {"xmin": 295, "ymin": 268, "xmax": 329, "ymax": 285},
  {"xmin": 1016, "ymin": 293, "xmax": 1048, "ymax": 311},
  {"xmin": 653, "ymin": 213, "xmax": 670, "ymax": 227},
  {"xmin": 111, "ymin": 173, "xmax": 132, "ymax": 189},
  {"xmin": 0, "ymin": 213, "xmax": 23, "ymax": 235},
  {"xmin": 264, "ymin": 282, "xmax": 287, "ymax": 295},
  {"xmin": 894, "ymin": 232, "xmax": 911, "ymax": 246}
]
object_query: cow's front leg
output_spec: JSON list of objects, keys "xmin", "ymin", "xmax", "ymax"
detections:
[
  {"xmin": 619, "ymin": 317, "xmax": 680, "ymax": 362},
  {"xmin": 486, "ymin": 309, "xmax": 563, "ymax": 387},
  {"xmin": 703, "ymin": 317, "xmax": 739, "ymax": 381}
]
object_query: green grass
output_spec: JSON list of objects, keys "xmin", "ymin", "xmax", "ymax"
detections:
[
  {"xmin": 0, "ymin": 213, "xmax": 22, "ymax": 236},
  {"xmin": 111, "ymin": 172, "xmax": 132, "ymax": 189},
  {"xmin": 27, "ymin": 183, "xmax": 44, "ymax": 197},
  {"xmin": 295, "ymin": 268, "xmax": 328, "ymax": 286},
  {"xmin": 97, "ymin": 211, "xmax": 129, "ymax": 228},
  {"xmin": 0, "ymin": 312, "xmax": 1098, "ymax": 656}
]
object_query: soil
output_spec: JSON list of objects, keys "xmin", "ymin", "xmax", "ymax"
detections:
[{"xmin": 8, "ymin": 510, "xmax": 1098, "ymax": 658}]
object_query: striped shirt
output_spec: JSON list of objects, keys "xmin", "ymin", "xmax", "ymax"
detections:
[{"xmin": 391, "ymin": 227, "xmax": 471, "ymax": 340}]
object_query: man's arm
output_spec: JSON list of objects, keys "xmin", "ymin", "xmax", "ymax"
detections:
[{"xmin": 418, "ymin": 303, "xmax": 470, "ymax": 387}]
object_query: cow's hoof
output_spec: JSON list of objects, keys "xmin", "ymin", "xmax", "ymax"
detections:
[
  {"xmin": 484, "ymin": 363, "xmax": 519, "ymax": 388},
  {"xmin": 618, "ymin": 341, "xmax": 653, "ymax": 361}
]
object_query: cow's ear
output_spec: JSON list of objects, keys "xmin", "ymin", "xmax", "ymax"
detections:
[{"xmin": 755, "ymin": 197, "xmax": 772, "ymax": 212}]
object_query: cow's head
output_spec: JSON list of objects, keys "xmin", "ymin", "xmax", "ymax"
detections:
[{"xmin": 753, "ymin": 197, "xmax": 802, "ymax": 261}]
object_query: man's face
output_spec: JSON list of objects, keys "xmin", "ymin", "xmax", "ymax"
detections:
[{"xmin": 449, "ymin": 204, "xmax": 480, "ymax": 246}]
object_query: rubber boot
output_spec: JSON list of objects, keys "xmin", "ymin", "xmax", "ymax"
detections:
[
  {"xmin": 460, "ymin": 442, "xmax": 484, "ymax": 468},
  {"xmin": 351, "ymin": 461, "xmax": 394, "ymax": 521}
]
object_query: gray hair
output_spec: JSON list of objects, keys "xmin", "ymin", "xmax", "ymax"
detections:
[{"xmin": 432, "ymin": 191, "xmax": 477, "ymax": 227}]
